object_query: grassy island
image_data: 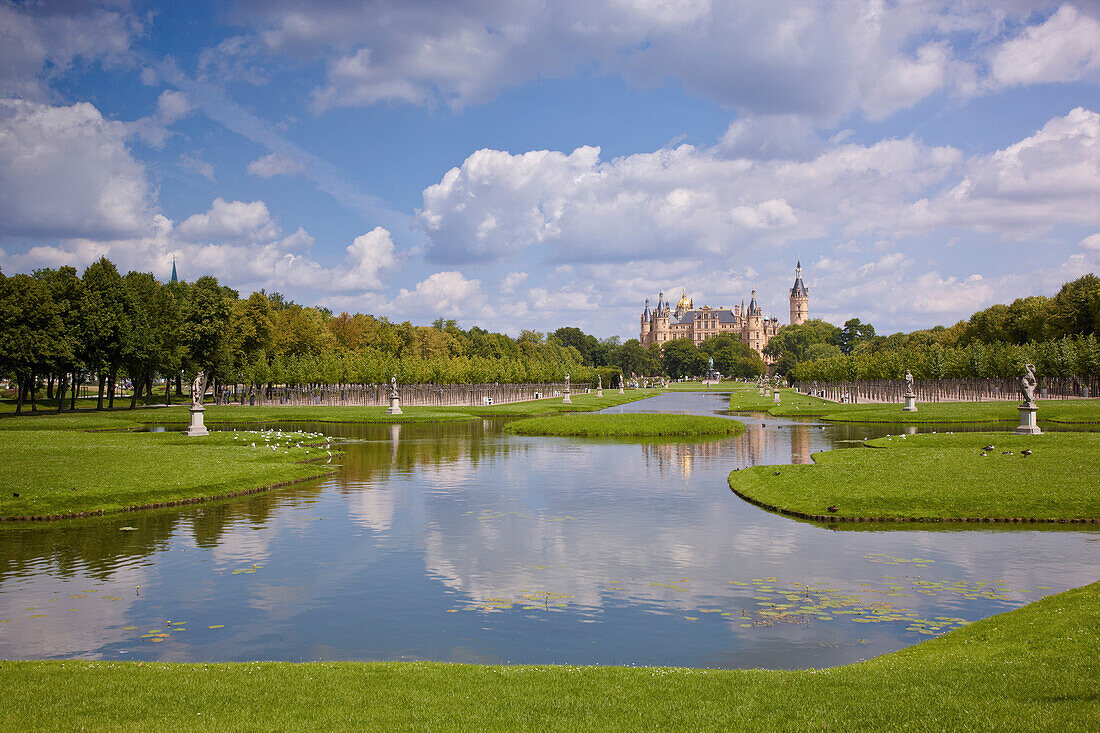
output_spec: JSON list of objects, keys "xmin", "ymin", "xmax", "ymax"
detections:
[
  {"xmin": 0, "ymin": 429, "xmax": 338, "ymax": 519},
  {"xmin": 729, "ymin": 431, "xmax": 1100, "ymax": 522},
  {"xmin": 0, "ymin": 581, "xmax": 1096, "ymax": 730},
  {"xmin": 504, "ymin": 413, "xmax": 745, "ymax": 438}
]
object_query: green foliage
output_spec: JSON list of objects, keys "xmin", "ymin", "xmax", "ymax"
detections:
[{"xmin": 661, "ymin": 338, "xmax": 706, "ymax": 378}]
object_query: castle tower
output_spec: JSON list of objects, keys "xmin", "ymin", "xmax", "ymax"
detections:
[{"xmin": 789, "ymin": 260, "xmax": 809, "ymax": 325}]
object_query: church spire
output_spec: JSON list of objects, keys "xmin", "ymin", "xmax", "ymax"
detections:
[{"xmin": 169, "ymin": 258, "xmax": 178, "ymax": 284}]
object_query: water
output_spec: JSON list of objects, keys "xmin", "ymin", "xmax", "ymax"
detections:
[{"xmin": 1, "ymin": 392, "xmax": 1096, "ymax": 668}]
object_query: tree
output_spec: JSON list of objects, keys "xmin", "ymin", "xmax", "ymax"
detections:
[
  {"xmin": 0, "ymin": 272, "xmax": 68, "ymax": 413},
  {"xmin": 838, "ymin": 318, "xmax": 875, "ymax": 355},
  {"xmin": 181, "ymin": 275, "xmax": 235, "ymax": 397},
  {"xmin": 763, "ymin": 319, "xmax": 842, "ymax": 363},
  {"xmin": 661, "ymin": 338, "xmax": 705, "ymax": 379},
  {"xmin": 79, "ymin": 258, "xmax": 129, "ymax": 409},
  {"xmin": 34, "ymin": 266, "xmax": 83, "ymax": 411},
  {"xmin": 1050, "ymin": 274, "xmax": 1100, "ymax": 338}
]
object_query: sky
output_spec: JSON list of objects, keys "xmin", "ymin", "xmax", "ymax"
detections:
[{"xmin": 0, "ymin": 0, "xmax": 1098, "ymax": 340}]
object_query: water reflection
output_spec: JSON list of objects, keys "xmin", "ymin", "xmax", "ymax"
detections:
[{"xmin": 0, "ymin": 392, "xmax": 1096, "ymax": 668}]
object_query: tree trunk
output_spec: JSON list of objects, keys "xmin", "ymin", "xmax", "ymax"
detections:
[
  {"xmin": 56, "ymin": 374, "xmax": 68, "ymax": 413},
  {"xmin": 108, "ymin": 367, "xmax": 118, "ymax": 409},
  {"xmin": 30, "ymin": 374, "xmax": 38, "ymax": 413},
  {"xmin": 15, "ymin": 379, "xmax": 25, "ymax": 415},
  {"xmin": 129, "ymin": 372, "xmax": 143, "ymax": 409},
  {"xmin": 164, "ymin": 378, "xmax": 171, "ymax": 406},
  {"xmin": 145, "ymin": 375, "xmax": 153, "ymax": 407},
  {"xmin": 70, "ymin": 371, "xmax": 78, "ymax": 410},
  {"xmin": 96, "ymin": 372, "xmax": 105, "ymax": 410},
  {"xmin": 46, "ymin": 375, "xmax": 54, "ymax": 400},
  {"xmin": 175, "ymin": 373, "xmax": 183, "ymax": 397}
]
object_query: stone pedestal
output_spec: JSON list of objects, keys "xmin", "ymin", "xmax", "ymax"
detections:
[
  {"xmin": 597, "ymin": 388, "xmax": 603, "ymax": 397},
  {"xmin": 186, "ymin": 406, "xmax": 209, "ymax": 437},
  {"xmin": 387, "ymin": 395, "xmax": 403, "ymax": 415},
  {"xmin": 758, "ymin": 387, "xmax": 765, "ymax": 395},
  {"xmin": 903, "ymin": 393, "xmax": 917, "ymax": 412},
  {"xmin": 619, "ymin": 386, "xmax": 624, "ymax": 394},
  {"xmin": 773, "ymin": 391, "xmax": 781, "ymax": 404},
  {"xmin": 562, "ymin": 393, "xmax": 572, "ymax": 404},
  {"xmin": 1014, "ymin": 405, "xmax": 1041, "ymax": 435}
]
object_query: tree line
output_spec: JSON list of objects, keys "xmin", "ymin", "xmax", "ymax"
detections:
[
  {"xmin": 763, "ymin": 274, "xmax": 1100, "ymax": 381},
  {"xmin": 0, "ymin": 258, "xmax": 609, "ymax": 413}
]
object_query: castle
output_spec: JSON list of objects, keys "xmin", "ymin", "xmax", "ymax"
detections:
[{"xmin": 640, "ymin": 262, "xmax": 809, "ymax": 360}]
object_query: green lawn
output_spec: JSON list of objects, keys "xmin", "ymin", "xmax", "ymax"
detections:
[
  {"xmin": 0, "ymin": 390, "xmax": 663, "ymax": 432},
  {"xmin": 503, "ymin": 413, "xmax": 745, "ymax": 437},
  {"xmin": 729, "ymin": 431, "xmax": 1100, "ymax": 521},
  {"xmin": 727, "ymin": 384, "xmax": 1100, "ymax": 424},
  {"xmin": 1, "ymin": 581, "xmax": 1096, "ymax": 731},
  {"xmin": 0, "ymin": 429, "xmax": 337, "ymax": 518}
]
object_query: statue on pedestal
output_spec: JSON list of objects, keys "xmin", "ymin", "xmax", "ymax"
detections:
[
  {"xmin": 1020, "ymin": 363, "xmax": 1038, "ymax": 408},
  {"xmin": 904, "ymin": 369, "xmax": 915, "ymax": 396},
  {"xmin": 191, "ymin": 371, "xmax": 206, "ymax": 408},
  {"xmin": 390, "ymin": 374, "xmax": 399, "ymax": 399}
]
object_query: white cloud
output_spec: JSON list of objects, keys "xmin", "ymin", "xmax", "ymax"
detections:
[
  {"xmin": 387, "ymin": 271, "xmax": 488, "ymax": 320},
  {"xmin": 989, "ymin": 4, "xmax": 1100, "ymax": 88},
  {"xmin": 180, "ymin": 152, "xmax": 216, "ymax": 182},
  {"xmin": 233, "ymin": 1, "xmax": 1094, "ymax": 123},
  {"xmin": 0, "ymin": 99, "xmax": 154, "ymax": 240},
  {"xmin": 905, "ymin": 107, "xmax": 1100, "ymax": 236},
  {"xmin": 177, "ymin": 198, "xmax": 283, "ymax": 243},
  {"xmin": 0, "ymin": 2, "xmax": 140, "ymax": 100},
  {"xmin": 330, "ymin": 227, "xmax": 398, "ymax": 291},
  {"xmin": 1080, "ymin": 233, "xmax": 1100, "ymax": 250},
  {"xmin": 248, "ymin": 152, "xmax": 305, "ymax": 178},
  {"xmin": 501, "ymin": 271, "xmax": 528, "ymax": 293}
]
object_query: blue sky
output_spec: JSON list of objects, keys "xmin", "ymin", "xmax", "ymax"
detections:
[{"xmin": 1, "ymin": 1, "xmax": 1098, "ymax": 339}]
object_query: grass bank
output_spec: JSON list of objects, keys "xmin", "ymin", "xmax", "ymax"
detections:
[
  {"xmin": 0, "ymin": 391, "xmax": 663, "ymax": 432},
  {"xmin": 0, "ymin": 430, "xmax": 337, "ymax": 519},
  {"xmin": 1, "ymin": 581, "xmax": 1096, "ymax": 730},
  {"xmin": 504, "ymin": 413, "xmax": 745, "ymax": 437},
  {"xmin": 729, "ymin": 431, "xmax": 1100, "ymax": 522},
  {"xmin": 728, "ymin": 385, "xmax": 1100, "ymax": 424}
]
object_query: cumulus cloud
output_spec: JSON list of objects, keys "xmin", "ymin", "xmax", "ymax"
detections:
[
  {"xmin": 989, "ymin": 4, "xmax": 1100, "ymax": 88},
  {"xmin": 0, "ymin": 98, "xmax": 154, "ymax": 240},
  {"xmin": 229, "ymin": 1, "xmax": 1095, "ymax": 123},
  {"xmin": 387, "ymin": 271, "xmax": 488, "ymax": 320},
  {"xmin": 905, "ymin": 107, "xmax": 1100, "ymax": 236},
  {"xmin": 330, "ymin": 226, "xmax": 398, "ymax": 291},
  {"xmin": 419, "ymin": 107, "xmax": 1100, "ymax": 271},
  {"xmin": 180, "ymin": 152, "xmax": 216, "ymax": 182},
  {"xmin": 248, "ymin": 152, "xmax": 305, "ymax": 178},
  {"xmin": 177, "ymin": 198, "xmax": 283, "ymax": 242},
  {"xmin": 0, "ymin": 1, "xmax": 141, "ymax": 99}
]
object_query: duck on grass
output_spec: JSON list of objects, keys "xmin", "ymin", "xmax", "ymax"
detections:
[{"xmin": 504, "ymin": 413, "xmax": 745, "ymax": 438}]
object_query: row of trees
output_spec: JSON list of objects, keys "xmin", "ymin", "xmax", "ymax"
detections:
[
  {"xmin": 0, "ymin": 259, "xmax": 602, "ymax": 413},
  {"xmin": 765, "ymin": 274, "xmax": 1100, "ymax": 380}
]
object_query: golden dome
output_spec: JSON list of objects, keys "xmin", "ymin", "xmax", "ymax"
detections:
[{"xmin": 676, "ymin": 288, "xmax": 691, "ymax": 311}]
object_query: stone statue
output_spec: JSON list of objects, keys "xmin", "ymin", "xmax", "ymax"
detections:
[
  {"xmin": 904, "ymin": 369, "xmax": 915, "ymax": 395},
  {"xmin": 597, "ymin": 375, "xmax": 602, "ymax": 390},
  {"xmin": 774, "ymin": 374, "xmax": 782, "ymax": 388},
  {"xmin": 565, "ymin": 373, "xmax": 570, "ymax": 388},
  {"xmin": 1021, "ymin": 363, "xmax": 1037, "ymax": 408},
  {"xmin": 390, "ymin": 374, "xmax": 399, "ymax": 398},
  {"xmin": 191, "ymin": 371, "xmax": 205, "ymax": 408},
  {"xmin": 708, "ymin": 356, "xmax": 714, "ymax": 370}
]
